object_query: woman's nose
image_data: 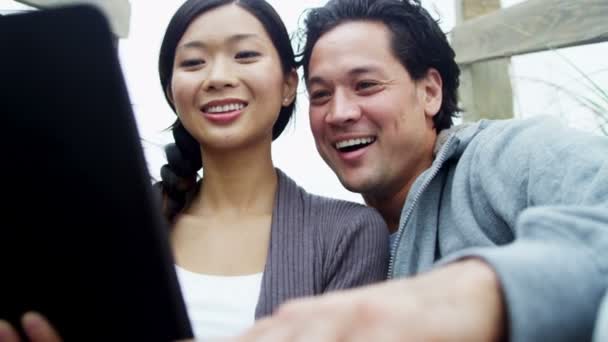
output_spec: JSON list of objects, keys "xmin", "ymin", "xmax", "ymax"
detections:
[{"xmin": 202, "ymin": 59, "xmax": 238, "ymax": 91}]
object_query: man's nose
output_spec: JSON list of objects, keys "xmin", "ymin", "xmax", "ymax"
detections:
[
  {"xmin": 325, "ymin": 90, "xmax": 361, "ymax": 125},
  {"xmin": 202, "ymin": 59, "xmax": 237, "ymax": 91}
]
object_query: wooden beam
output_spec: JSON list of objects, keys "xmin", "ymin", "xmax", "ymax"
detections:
[
  {"xmin": 456, "ymin": 0, "xmax": 514, "ymax": 122},
  {"xmin": 459, "ymin": 0, "xmax": 501, "ymax": 19},
  {"xmin": 13, "ymin": 0, "xmax": 130, "ymax": 38},
  {"xmin": 451, "ymin": 0, "xmax": 608, "ymax": 65}
]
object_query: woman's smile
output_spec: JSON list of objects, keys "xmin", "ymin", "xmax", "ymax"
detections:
[{"xmin": 201, "ymin": 98, "xmax": 249, "ymax": 124}]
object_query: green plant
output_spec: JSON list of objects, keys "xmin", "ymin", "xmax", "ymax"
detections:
[{"xmin": 517, "ymin": 51, "xmax": 608, "ymax": 136}]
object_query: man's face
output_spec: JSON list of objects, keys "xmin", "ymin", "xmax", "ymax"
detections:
[{"xmin": 307, "ymin": 21, "xmax": 442, "ymax": 200}]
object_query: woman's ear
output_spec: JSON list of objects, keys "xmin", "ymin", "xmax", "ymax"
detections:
[{"xmin": 282, "ymin": 69, "xmax": 299, "ymax": 106}]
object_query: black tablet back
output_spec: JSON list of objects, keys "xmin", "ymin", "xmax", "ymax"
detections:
[{"xmin": 0, "ymin": 5, "xmax": 193, "ymax": 341}]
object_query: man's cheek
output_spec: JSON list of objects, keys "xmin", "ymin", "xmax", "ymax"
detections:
[{"xmin": 308, "ymin": 113, "xmax": 324, "ymax": 138}]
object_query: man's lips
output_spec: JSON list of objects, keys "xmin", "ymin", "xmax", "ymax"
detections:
[
  {"xmin": 331, "ymin": 135, "xmax": 377, "ymax": 163},
  {"xmin": 334, "ymin": 136, "xmax": 376, "ymax": 152}
]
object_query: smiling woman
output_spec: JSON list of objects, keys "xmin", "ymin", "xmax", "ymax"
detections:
[{"xmin": 151, "ymin": 0, "xmax": 389, "ymax": 340}]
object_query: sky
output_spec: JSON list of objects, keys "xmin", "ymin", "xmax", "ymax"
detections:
[{"xmin": 2, "ymin": 0, "xmax": 606, "ymax": 203}]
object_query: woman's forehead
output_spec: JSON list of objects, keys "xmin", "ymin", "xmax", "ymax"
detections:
[{"xmin": 180, "ymin": 4, "xmax": 269, "ymax": 43}]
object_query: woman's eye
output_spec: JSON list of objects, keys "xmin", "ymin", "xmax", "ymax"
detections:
[
  {"xmin": 180, "ymin": 59, "xmax": 205, "ymax": 68},
  {"xmin": 235, "ymin": 51, "xmax": 261, "ymax": 59}
]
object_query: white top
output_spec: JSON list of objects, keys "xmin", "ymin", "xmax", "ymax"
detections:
[{"xmin": 175, "ymin": 266, "xmax": 263, "ymax": 340}]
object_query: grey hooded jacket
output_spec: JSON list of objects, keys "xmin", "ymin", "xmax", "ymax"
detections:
[{"xmin": 390, "ymin": 117, "xmax": 608, "ymax": 341}]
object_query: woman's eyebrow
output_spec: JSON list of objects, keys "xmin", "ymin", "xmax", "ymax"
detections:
[
  {"xmin": 178, "ymin": 40, "xmax": 207, "ymax": 51},
  {"xmin": 178, "ymin": 33, "xmax": 261, "ymax": 51},
  {"xmin": 227, "ymin": 33, "xmax": 260, "ymax": 44}
]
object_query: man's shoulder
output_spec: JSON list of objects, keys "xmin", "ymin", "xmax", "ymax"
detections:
[{"xmin": 451, "ymin": 116, "xmax": 570, "ymax": 156}]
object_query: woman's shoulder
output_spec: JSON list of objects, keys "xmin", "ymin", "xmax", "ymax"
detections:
[
  {"xmin": 276, "ymin": 169, "xmax": 387, "ymax": 233},
  {"xmin": 306, "ymin": 190, "xmax": 371, "ymax": 215}
]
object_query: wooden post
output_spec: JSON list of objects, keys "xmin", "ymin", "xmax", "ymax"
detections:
[{"xmin": 455, "ymin": 0, "xmax": 514, "ymax": 122}]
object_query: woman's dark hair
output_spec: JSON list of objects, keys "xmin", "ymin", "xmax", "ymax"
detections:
[
  {"xmin": 157, "ymin": 0, "xmax": 297, "ymax": 222},
  {"xmin": 298, "ymin": 0, "xmax": 460, "ymax": 132}
]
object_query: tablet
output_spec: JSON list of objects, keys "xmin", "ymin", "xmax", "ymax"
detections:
[{"xmin": 0, "ymin": 5, "xmax": 193, "ymax": 341}]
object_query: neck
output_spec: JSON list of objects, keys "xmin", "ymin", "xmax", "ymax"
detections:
[
  {"xmin": 363, "ymin": 182, "xmax": 410, "ymax": 234},
  {"xmin": 189, "ymin": 139, "xmax": 277, "ymax": 217},
  {"xmin": 364, "ymin": 128, "xmax": 438, "ymax": 233}
]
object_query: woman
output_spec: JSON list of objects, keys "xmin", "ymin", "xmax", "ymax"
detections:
[
  {"xmin": 0, "ymin": 0, "xmax": 388, "ymax": 340},
  {"xmin": 159, "ymin": 1, "xmax": 388, "ymax": 339}
]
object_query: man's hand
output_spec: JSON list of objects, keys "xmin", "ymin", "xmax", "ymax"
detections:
[{"xmin": 227, "ymin": 259, "xmax": 506, "ymax": 342}]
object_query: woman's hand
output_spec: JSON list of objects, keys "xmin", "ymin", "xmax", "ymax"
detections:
[{"xmin": 0, "ymin": 312, "xmax": 62, "ymax": 342}]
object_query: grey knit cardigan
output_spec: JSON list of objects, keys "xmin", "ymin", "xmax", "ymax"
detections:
[{"xmin": 255, "ymin": 169, "xmax": 389, "ymax": 318}]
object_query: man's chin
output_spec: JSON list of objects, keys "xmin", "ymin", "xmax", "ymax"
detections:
[{"xmin": 338, "ymin": 175, "xmax": 375, "ymax": 195}]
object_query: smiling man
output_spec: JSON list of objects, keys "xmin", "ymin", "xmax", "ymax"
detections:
[{"xmin": 225, "ymin": 0, "xmax": 608, "ymax": 341}]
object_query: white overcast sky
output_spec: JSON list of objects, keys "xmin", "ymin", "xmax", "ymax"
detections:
[{"xmin": 2, "ymin": 0, "xmax": 606, "ymax": 203}]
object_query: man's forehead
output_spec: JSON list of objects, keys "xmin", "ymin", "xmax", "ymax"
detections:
[
  {"xmin": 320, "ymin": 20, "xmax": 389, "ymax": 42},
  {"xmin": 307, "ymin": 22, "xmax": 395, "ymax": 83}
]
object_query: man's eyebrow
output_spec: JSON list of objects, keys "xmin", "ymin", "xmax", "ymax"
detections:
[
  {"xmin": 307, "ymin": 76, "xmax": 327, "ymax": 88},
  {"xmin": 348, "ymin": 66, "xmax": 382, "ymax": 77},
  {"xmin": 178, "ymin": 33, "xmax": 260, "ymax": 51},
  {"xmin": 307, "ymin": 66, "xmax": 383, "ymax": 87}
]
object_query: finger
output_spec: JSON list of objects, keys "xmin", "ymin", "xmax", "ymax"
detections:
[
  {"xmin": 246, "ymin": 324, "xmax": 295, "ymax": 342},
  {"xmin": 275, "ymin": 294, "xmax": 345, "ymax": 319},
  {"xmin": 291, "ymin": 319, "xmax": 343, "ymax": 342},
  {"xmin": 0, "ymin": 320, "xmax": 21, "ymax": 342},
  {"xmin": 230, "ymin": 317, "xmax": 277, "ymax": 341},
  {"xmin": 21, "ymin": 312, "xmax": 62, "ymax": 342}
]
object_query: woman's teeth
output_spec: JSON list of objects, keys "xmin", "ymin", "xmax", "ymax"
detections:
[{"xmin": 206, "ymin": 103, "xmax": 245, "ymax": 113}]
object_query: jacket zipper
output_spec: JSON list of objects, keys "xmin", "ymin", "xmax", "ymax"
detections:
[{"xmin": 387, "ymin": 136, "xmax": 456, "ymax": 279}]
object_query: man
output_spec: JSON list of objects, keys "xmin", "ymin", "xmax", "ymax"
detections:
[{"xmin": 226, "ymin": 0, "xmax": 608, "ymax": 341}]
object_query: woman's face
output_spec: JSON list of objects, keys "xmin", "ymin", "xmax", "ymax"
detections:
[{"xmin": 169, "ymin": 4, "xmax": 296, "ymax": 152}]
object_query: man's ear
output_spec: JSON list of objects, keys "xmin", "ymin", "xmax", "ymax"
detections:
[
  {"xmin": 282, "ymin": 69, "xmax": 299, "ymax": 106},
  {"xmin": 421, "ymin": 68, "xmax": 443, "ymax": 118}
]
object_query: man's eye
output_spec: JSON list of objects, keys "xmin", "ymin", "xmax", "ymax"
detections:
[
  {"xmin": 235, "ymin": 51, "xmax": 261, "ymax": 59},
  {"xmin": 356, "ymin": 81, "xmax": 378, "ymax": 90},
  {"xmin": 180, "ymin": 59, "xmax": 205, "ymax": 68},
  {"xmin": 310, "ymin": 90, "xmax": 330, "ymax": 100}
]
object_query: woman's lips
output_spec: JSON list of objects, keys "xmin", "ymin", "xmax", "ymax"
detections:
[{"xmin": 202, "ymin": 108, "xmax": 243, "ymax": 124}]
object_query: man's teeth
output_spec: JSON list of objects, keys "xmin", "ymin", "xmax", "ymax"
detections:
[
  {"xmin": 335, "ymin": 137, "xmax": 375, "ymax": 149},
  {"xmin": 206, "ymin": 103, "xmax": 245, "ymax": 113}
]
